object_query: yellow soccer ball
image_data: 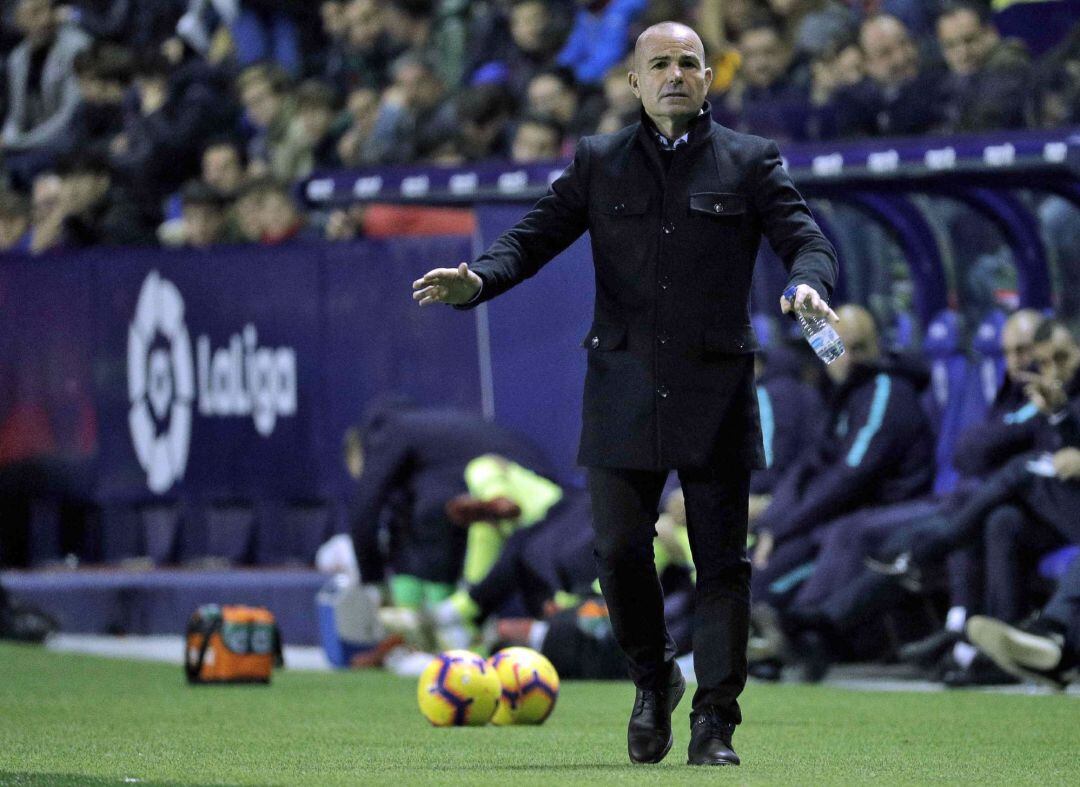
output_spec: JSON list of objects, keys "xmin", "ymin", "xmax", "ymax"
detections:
[
  {"xmin": 417, "ymin": 649, "xmax": 501, "ymax": 727},
  {"xmin": 487, "ymin": 647, "xmax": 560, "ymax": 725}
]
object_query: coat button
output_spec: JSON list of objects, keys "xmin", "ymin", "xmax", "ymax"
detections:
[
  {"xmin": 714, "ymin": 202, "xmax": 723, "ymax": 213},
  {"xmin": 590, "ymin": 336, "xmax": 600, "ymax": 348},
  {"xmin": 662, "ymin": 222, "xmax": 674, "ymax": 234},
  {"xmin": 613, "ymin": 203, "xmax": 624, "ymax": 213},
  {"xmin": 659, "ymin": 276, "xmax": 672, "ymax": 290},
  {"xmin": 657, "ymin": 385, "xmax": 670, "ymax": 399},
  {"xmin": 657, "ymin": 332, "xmax": 670, "ymax": 346}
]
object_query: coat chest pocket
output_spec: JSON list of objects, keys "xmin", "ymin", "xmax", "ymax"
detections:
[{"xmin": 689, "ymin": 192, "xmax": 746, "ymax": 219}]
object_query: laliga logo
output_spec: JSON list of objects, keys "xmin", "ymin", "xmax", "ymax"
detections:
[
  {"xmin": 128, "ymin": 272, "xmax": 195, "ymax": 493},
  {"xmin": 128, "ymin": 271, "xmax": 297, "ymax": 493}
]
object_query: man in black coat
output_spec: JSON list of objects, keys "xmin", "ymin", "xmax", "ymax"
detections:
[{"xmin": 413, "ymin": 21, "xmax": 838, "ymax": 766}]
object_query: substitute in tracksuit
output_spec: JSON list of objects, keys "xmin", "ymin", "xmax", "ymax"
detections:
[
  {"xmin": 789, "ymin": 319, "xmax": 1080, "ymax": 658},
  {"xmin": 793, "ymin": 309, "xmax": 1044, "ymax": 624},
  {"xmin": 750, "ymin": 305, "xmax": 935, "ymax": 606},
  {"xmin": 346, "ymin": 399, "xmax": 554, "ymax": 608}
]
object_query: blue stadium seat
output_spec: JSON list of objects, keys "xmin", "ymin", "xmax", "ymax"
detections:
[
  {"xmin": 922, "ymin": 310, "xmax": 967, "ymax": 495},
  {"xmin": 254, "ymin": 501, "xmax": 333, "ymax": 566},
  {"xmin": 970, "ymin": 310, "xmax": 1006, "ymax": 409},
  {"xmin": 1038, "ymin": 545, "xmax": 1079, "ymax": 581}
]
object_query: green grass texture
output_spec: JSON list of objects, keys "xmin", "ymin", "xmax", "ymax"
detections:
[{"xmin": 1, "ymin": 643, "xmax": 1078, "ymax": 785}]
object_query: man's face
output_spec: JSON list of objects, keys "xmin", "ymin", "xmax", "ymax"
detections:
[
  {"xmin": 938, "ymin": 10, "xmax": 993, "ymax": 77},
  {"xmin": 16, "ymin": 0, "xmax": 53, "ymax": 43},
  {"xmin": 861, "ymin": 18, "xmax": 918, "ymax": 88},
  {"xmin": 1035, "ymin": 326, "xmax": 1080, "ymax": 389},
  {"xmin": 321, "ymin": 1, "xmax": 347, "ymax": 39},
  {"xmin": 346, "ymin": 0, "xmax": 382, "ymax": 50},
  {"xmin": 234, "ymin": 192, "xmax": 265, "ymax": 241},
  {"xmin": 202, "ymin": 146, "xmax": 244, "ymax": 194},
  {"xmin": 527, "ymin": 75, "xmax": 576, "ymax": 124},
  {"xmin": 61, "ymin": 172, "xmax": 109, "ymax": 214},
  {"xmin": 396, "ymin": 63, "xmax": 442, "ymax": 111},
  {"xmin": 242, "ymin": 79, "xmax": 283, "ymax": 128},
  {"xmin": 182, "ymin": 204, "xmax": 225, "ymax": 249},
  {"xmin": 511, "ymin": 122, "xmax": 560, "ymax": 163},
  {"xmin": 1001, "ymin": 317, "xmax": 1037, "ymax": 381},
  {"xmin": 260, "ymin": 191, "xmax": 298, "ymax": 234},
  {"xmin": 629, "ymin": 27, "xmax": 712, "ymax": 123},
  {"xmin": 510, "ymin": 1, "xmax": 549, "ymax": 54},
  {"xmin": 738, "ymin": 28, "xmax": 789, "ymax": 89}
]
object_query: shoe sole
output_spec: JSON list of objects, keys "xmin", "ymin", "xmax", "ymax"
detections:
[
  {"xmin": 629, "ymin": 673, "xmax": 686, "ymax": 765},
  {"xmin": 966, "ymin": 617, "xmax": 1065, "ymax": 690}
]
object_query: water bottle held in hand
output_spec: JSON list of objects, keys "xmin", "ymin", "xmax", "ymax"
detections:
[{"xmin": 783, "ymin": 285, "xmax": 844, "ymax": 364}]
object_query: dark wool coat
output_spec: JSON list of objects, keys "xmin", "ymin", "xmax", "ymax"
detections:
[{"xmin": 461, "ymin": 107, "xmax": 838, "ymax": 470}]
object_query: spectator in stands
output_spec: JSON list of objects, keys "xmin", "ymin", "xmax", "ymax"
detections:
[
  {"xmin": 333, "ymin": 85, "xmax": 379, "ymax": 168},
  {"xmin": 1, "ymin": 0, "xmax": 91, "ymax": 185},
  {"xmin": 511, "ymin": 114, "xmax": 564, "ymax": 163},
  {"xmin": 237, "ymin": 63, "xmax": 294, "ymax": 176},
  {"xmin": 382, "ymin": 0, "xmax": 468, "ymax": 88},
  {"xmin": 719, "ymin": 17, "xmax": 808, "ymax": 141},
  {"xmin": 766, "ymin": 0, "xmax": 853, "ymax": 63},
  {"xmin": 935, "ymin": 0, "xmax": 1031, "ymax": 132},
  {"xmin": 254, "ymin": 177, "xmax": 317, "ymax": 245},
  {"xmin": 453, "ymin": 83, "xmax": 516, "ymax": 161},
  {"xmin": 68, "ymin": 41, "xmax": 130, "ymax": 157},
  {"xmin": 179, "ymin": 179, "xmax": 230, "ymax": 249},
  {"xmin": 750, "ymin": 305, "xmax": 934, "ymax": 627},
  {"xmin": 111, "ymin": 50, "xmax": 237, "ymax": 206},
  {"xmin": 525, "ymin": 66, "xmax": 597, "ymax": 140},
  {"xmin": 200, "ymin": 137, "xmax": 246, "ymax": 198},
  {"xmin": 50, "ymin": 151, "xmax": 156, "ymax": 248},
  {"xmin": 833, "ymin": 14, "xmax": 942, "ymax": 138},
  {"xmin": 0, "ymin": 189, "xmax": 31, "ymax": 251},
  {"xmin": 271, "ymin": 79, "xmax": 339, "ymax": 182},
  {"xmin": 362, "ymin": 53, "xmax": 447, "ymax": 164},
  {"xmin": 798, "ymin": 32, "xmax": 862, "ymax": 140},
  {"xmin": 227, "ymin": 0, "xmax": 311, "ymax": 79},
  {"xmin": 231, "ymin": 174, "xmax": 266, "ymax": 242},
  {"xmin": 556, "ymin": 0, "xmax": 646, "ymax": 86},
  {"xmin": 323, "ymin": 0, "xmax": 396, "ymax": 94},
  {"xmin": 471, "ymin": 0, "xmax": 568, "ymax": 96}
]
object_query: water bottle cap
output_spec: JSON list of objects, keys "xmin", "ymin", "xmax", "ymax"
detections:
[{"xmin": 783, "ymin": 285, "xmax": 797, "ymax": 301}]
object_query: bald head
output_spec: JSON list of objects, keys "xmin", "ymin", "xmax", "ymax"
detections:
[
  {"xmin": 860, "ymin": 14, "xmax": 918, "ymax": 88},
  {"xmin": 628, "ymin": 22, "xmax": 712, "ymax": 137},
  {"xmin": 1002, "ymin": 308, "xmax": 1043, "ymax": 380},
  {"xmin": 634, "ymin": 22, "xmax": 705, "ymax": 70},
  {"xmin": 827, "ymin": 304, "xmax": 879, "ymax": 383}
]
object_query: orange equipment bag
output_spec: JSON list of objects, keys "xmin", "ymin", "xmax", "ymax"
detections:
[{"xmin": 185, "ymin": 604, "xmax": 284, "ymax": 684}]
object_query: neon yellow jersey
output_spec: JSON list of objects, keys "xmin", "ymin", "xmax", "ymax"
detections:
[{"xmin": 463, "ymin": 454, "xmax": 564, "ymax": 532}]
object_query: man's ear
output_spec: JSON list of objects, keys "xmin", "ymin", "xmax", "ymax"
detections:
[
  {"xmin": 628, "ymin": 70, "xmax": 640, "ymax": 99},
  {"xmin": 703, "ymin": 66, "xmax": 714, "ymax": 94}
]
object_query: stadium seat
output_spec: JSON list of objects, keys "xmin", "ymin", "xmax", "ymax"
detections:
[
  {"xmin": 970, "ymin": 310, "xmax": 1006, "ymax": 409},
  {"xmin": 254, "ymin": 501, "xmax": 334, "ymax": 566}
]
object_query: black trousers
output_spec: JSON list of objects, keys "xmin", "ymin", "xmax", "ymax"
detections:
[{"xmin": 588, "ymin": 465, "xmax": 750, "ymax": 723}]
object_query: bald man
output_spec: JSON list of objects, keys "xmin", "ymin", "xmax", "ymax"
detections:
[
  {"xmin": 749, "ymin": 305, "xmax": 934, "ymax": 616},
  {"xmin": 834, "ymin": 14, "xmax": 942, "ymax": 137},
  {"xmin": 412, "ymin": 21, "xmax": 838, "ymax": 766},
  {"xmin": 764, "ymin": 311, "xmax": 1048, "ymax": 683}
]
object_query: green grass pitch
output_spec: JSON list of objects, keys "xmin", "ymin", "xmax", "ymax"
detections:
[{"xmin": 1, "ymin": 643, "xmax": 1078, "ymax": 785}]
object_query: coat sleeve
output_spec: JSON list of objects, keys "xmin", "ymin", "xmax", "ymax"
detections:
[
  {"xmin": 750, "ymin": 139, "xmax": 838, "ymax": 303},
  {"xmin": 456, "ymin": 138, "xmax": 591, "ymax": 309},
  {"xmin": 767, "ymin": 374, "xmax": 911, "ymax": 545}
]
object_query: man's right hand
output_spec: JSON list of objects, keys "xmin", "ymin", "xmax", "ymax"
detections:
[{"xmin": 412, "ymin": 262, "xmax": 482, "ymax": 306}]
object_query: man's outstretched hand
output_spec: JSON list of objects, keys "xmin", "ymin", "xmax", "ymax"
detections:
[
  {"xmin": 412, "ymin": 262, "xmax": 482, "ymax": 306},
  {"xmin": 780, "ymin": 283, "xmax": 839, "ymax": 323}
]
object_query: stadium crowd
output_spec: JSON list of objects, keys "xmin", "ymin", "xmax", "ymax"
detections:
[{"xmin": 0, "ymin": 0, "xmax": 1076, "ymax": 252}]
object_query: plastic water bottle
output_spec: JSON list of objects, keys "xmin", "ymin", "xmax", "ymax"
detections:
[{"xmin": 783, "ymin": 285, "xmax": 844, "ymax": 364}]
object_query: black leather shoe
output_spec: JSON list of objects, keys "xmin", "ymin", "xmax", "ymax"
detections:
[
  {"xmin": 941, "ymin": 654, "xmax": 1019, "ymax": 687},
  {"xmin": 627, "ymin": 662, "xmax": 685, "ymax": 764},
  {"xmin": 898, "ymin": 628, "xmax": 960, "ymax": 668},
  {"xmin": 687, "ymin": 709, "xmax": 740, "ymax": 766}
]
